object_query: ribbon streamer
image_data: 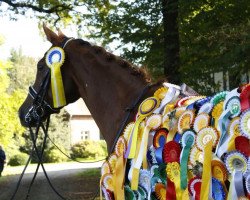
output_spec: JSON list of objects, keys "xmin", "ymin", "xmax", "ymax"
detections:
[
  {"xmin": 200, "ymin": 140, "xmax": 213, "ymax": 200},
  {"xmin": 45, "ymin": 47, "xmax": 66, "ymax": 108}
]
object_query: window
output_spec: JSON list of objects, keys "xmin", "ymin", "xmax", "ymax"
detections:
[{"xmin": 81, "ymin": 130, "xmax": 90, "ymax": 140}]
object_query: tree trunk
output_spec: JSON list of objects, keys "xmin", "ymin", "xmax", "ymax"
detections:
[{"xmin": 161, "ymin": 0, "xmax": 181, "ymax": 84}]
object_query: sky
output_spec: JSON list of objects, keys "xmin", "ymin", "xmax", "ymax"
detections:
[{"xmin": 0, "ymin": 16, "xmax": 78, "ymax": 60}]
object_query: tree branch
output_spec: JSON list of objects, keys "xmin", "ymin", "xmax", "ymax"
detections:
[{"xmin": 1, "ymin": 0, "xmax": 72, "ymax": 14}]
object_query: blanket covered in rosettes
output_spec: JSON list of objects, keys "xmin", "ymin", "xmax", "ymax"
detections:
[{"xmin": 100, "ymin": 82, "xmax": 250, "ymax": 200}]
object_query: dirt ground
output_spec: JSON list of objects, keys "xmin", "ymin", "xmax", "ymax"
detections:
[{"xmin": 0, "ymin": 168, "xmax": 101, "ymax": 200}]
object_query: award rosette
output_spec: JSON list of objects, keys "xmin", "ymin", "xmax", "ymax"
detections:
[
  {"xmin": 178, "ymin": 110, "xmax": 195, "ymax": 133},
  {"xmin": 139, "ymin": 169, "xmax": 151, "ymax": 194},
  {"xmin": 245, "ymin": 174, "xmax": 250, "ymax": 195},
  {"xmin": 154, "ymin": 87, "xmax": 168, "ymax": 100},
  {"xmin": 189, "ymin": 146, "xmax": 204, "ymax": 166},
  {"xmin": 180, "ymin": 130, "xmax": 195, "ymax": 190},
  {"xmin": 155, "ymin": 183, "xmax": 166, "ymax": 200},
  {"xmin": 235, "ymin": 136, "xmax": 250, "ymax": 156},
  {"xmin": 211, "ymin": 160, "xmax": 228, "ymax": 182},
  {"xmin": 122, "ymin": 122, "xmax": 134, "ymax": 142},
  {"xmin": 153, "ymin": 128, "xmax": 168, "ymax": 148},
  {"xmin": 163, "ymin": 141, "xmax": 181, "ymax": 163},
  {"xmin": 240, "ymin": 84, "xmax": 250, "ymax": 111},
  {"xmin": 188, "ymin": 176, "xmax": 202, "ymax": 200},
  {"xmin": 240, "ymin": 108, "xmax": 250, "ymax": 139},
  {"xmin": 211, "ymin": 101, "xmax": 224, "ymax": 127},
  {"xmin": 102, "ymin": 173, "xmax": 114, "ymax": 193},
  {"xmin": 225, "ymin": 96, "xmax": 241, "ymax": 118},
  {"xmin": 224, "ymin": 151, "xmax": 248, "ymax": 174},
  {"xmin": 196, "ymin": 126, "xmax": 218, "ymax": 150},
  {"xmin": 228, "ymin": 117, "xmax": 240, "ymax": 136},
  {"xmin": 124, "ymin": 185, "xmax": 136, "ymax": 200},
  {"xmin": 211, "ymin": 177, "xmax": 226, "ymax": 200},
  {"xmin": 211, "ymin": 91, "xmax": 228, "ymax": 105},
  {"xmin": 101, "ymin": 161, "xmax": 112, "ymax": 175},
  {"xmin": 45, "ymin": 47, "xmax": 66, "ymax": 108},
  {"xmin": 115, "ymin": 136, "xmax": 127, "ymax": 157},
  {"xmin": 166, "ymin": 162, "xmax": 182, "ymax": 200},
  {"xmin": 101, "ymin": 186, "xmax": 114, "ymax": 200},
  {"xmin": 193, "ymin": 112, "xmax": 210, "ymax": 133},
  {"xmin": 126, "ymin": 97, "xmax": 159, "ymax": 159},
  {"xmin": 108, "ymin": 153, "xmax": 118, "ymax": 173},
  {"xmin": 198, "ymin": 102, "xmax": 213, "ymax": 114}
]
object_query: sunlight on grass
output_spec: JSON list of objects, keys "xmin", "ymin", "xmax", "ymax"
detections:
[{"xmin": 77, "ymin": 168, "xmax": 101, "ymax": 177}]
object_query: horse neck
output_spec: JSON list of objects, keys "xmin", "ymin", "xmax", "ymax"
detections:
[{"xmin": 68, "ymin": 45, "xmax": 150, "ymax": 152}]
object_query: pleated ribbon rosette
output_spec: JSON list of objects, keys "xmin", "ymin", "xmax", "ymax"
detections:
[
  {"xmin": 45, "ymin": 47, "xmax": 66, "ymax": 108},
  {"xmin": 100, "ymin": 83, "xmax": 250, "ymax": 200}
]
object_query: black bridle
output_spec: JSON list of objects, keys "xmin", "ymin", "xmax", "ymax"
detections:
[{"xmin": 11, "ymin": 38, "xmax": 74, "ymax": 200}]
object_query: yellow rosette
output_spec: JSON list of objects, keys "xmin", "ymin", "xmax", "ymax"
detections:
[
  {"xmin": 45, "ymin": 47, "xmax": 66, "ymax": 108},
  {"xmin": 125, "ymin": 97, "xmax": 160, "ymax": 159}
]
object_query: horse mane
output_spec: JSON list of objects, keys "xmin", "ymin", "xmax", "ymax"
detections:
[{"xmin": 76, "ymin": 39, "xmax": 151, "ymax": 82}]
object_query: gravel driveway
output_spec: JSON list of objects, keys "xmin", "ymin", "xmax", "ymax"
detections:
[{"xmin": 0, "ymin": 162, "xmax": 103, "ymax": 200}]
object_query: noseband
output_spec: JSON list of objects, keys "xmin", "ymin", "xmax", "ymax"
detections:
[{"xmin": 25, "ymin": 37, "xmax": 74, "ymax": 124}]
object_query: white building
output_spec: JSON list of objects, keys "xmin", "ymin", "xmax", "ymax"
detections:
[{"xmin": 65, "ymin": 99, "xmax": 101, "ymax": 145}]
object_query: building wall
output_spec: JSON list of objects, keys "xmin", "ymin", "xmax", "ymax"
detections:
[{"xmin": 70, "ymin": 115, "xmax": 100, "ymax": 145}]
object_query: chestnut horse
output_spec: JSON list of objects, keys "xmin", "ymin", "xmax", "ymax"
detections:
[{"xmin": 18, "ymin": 25, "xmax": 161, "ymax": 153}]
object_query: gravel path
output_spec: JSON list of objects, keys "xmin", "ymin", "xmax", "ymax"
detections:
[{"xmin": 0, "ymin": 162, "xmax": 103, "ymax": 200}]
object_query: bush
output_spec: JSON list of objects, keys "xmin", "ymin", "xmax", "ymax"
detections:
[
  {"xmin": 8, "ymin": 152, "xmax": 29, "ymax": 166},
  {"xmin": 71, "ymin": 140, "xmax": 107, "ymax": 159},
  {"xmin": 43, "ymin": 147, "xmax": 68, "ymax": 163}
]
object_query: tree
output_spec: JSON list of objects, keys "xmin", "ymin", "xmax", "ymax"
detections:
[{"xmin": 1, "ymin": 0, "xmax": 249, "ymax": 94}]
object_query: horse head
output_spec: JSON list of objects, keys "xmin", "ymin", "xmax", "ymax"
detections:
[{"xmin": 18, "ymin": 24, "xmax": 80, "ymax": 127}]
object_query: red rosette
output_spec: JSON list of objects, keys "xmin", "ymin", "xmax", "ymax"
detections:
[
  {"xmin": 162, "ymin": 141, "xmax": 181, "ymax": 163},
  {"xmin": 235, "ymin": 136, "xmax": 250, "ymax": 156},
  {"xmin": 188, "ymin": 176, "xmax": 202, "ymax": 199},
  {"xmin": 102, "ymin": 187, "xmax": 114, "ymax": 200},
  {"xmin": 153, "ymin": 128, "xmax": 169, "ymax": 148},
  {"xmin": 240, "ymin": 84, "xmax": 250, "ymax": 111}
]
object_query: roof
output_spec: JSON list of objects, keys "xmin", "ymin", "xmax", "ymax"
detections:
[{"xmin": 65, "ymin": 98, "xmax": 91, "ymax": 116}]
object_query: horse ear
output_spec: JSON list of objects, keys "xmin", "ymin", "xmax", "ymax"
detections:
[
  {"xmin": 57, "ymin": 28, "xmax": 66, "ymax": 38},
  {"xmin": 43, "ymin": 23, "xmax": 59, "ymax": 44}
]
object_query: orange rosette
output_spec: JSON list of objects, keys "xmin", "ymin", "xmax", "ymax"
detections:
[
  {"xmin": 211, "ymin": 160, "xmax": 228, "ymax": 182},
  {"xmin": 178, "ymin": 110, "xmax": 195, "ymax": 134},
  {"xmin": 155, "ymin": 183, "xmax": 166, "ymax": 200}
]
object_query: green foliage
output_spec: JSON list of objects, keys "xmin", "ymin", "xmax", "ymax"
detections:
[
  {"xmin": 8, "ymin": 152, "xmax": 29, "ymax": 166},
  {"xmin": 2, "ymin": 1, "xmax": 249, "ymax": 93},
  {"xmin": 71, "ymin": 140, "xmax": 107, "ymax": 159},
  {"xmin": 43, "ymin": 146, "xmax": 67, "ymax": 163},
  {"xmin": 0, "ymin": 58, "xmax": 26, "ymax": 147}
]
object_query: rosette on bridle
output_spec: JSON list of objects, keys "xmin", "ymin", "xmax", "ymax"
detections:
[{"xmin": 45, "ymin": 47, "xmax": 66, "ymax": 108}]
